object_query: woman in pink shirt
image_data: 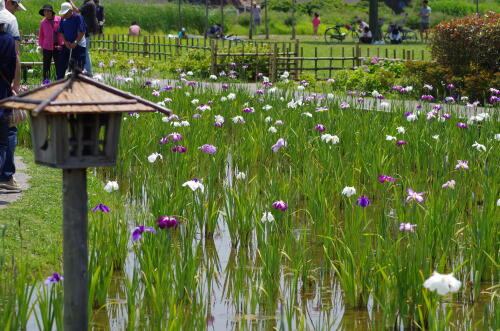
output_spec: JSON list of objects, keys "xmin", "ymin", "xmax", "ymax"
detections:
[
  {"xmin": 312, "ymin": 13, "xmax": 320, "ymax": 40},
  {"xmin": 38, "ymin": 4, "xmax": 64, "ymax": 80}
]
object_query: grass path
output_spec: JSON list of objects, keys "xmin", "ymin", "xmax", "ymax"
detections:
[{"xmin": 0, "ymin": 147, "xmax": 62, "ymax": 275}]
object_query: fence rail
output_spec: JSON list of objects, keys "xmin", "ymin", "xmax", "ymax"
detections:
[{"xmin": 21, "ymin": 33, "xmax": 428, "ymax": 82}]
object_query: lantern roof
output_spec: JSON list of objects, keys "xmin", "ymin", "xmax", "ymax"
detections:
[{"xmin": 0, "ymin": 71, "xmax": 171, "ymax": 117}]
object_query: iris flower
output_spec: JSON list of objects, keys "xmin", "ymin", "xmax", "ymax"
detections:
[
  {"xmin": 92, "ymin": 203, "xmax": 110, "ymax": 213},
  {"xmin": 272, "ymin": 200, "xmax": 288, "ymax": 211},
  {"xmin": 148, "ymin": 152, "xmax": 162, "ymax": 163},
  {"xmin": 378, "ymin": 175, "xmax": 395, "ymax": 183},
  {"xmin": 182, "ymin": 178, "xmax": 204, "ymax": 192},
  {"xmin": 441, "ymin": 180, "xmax": 456, "ymax": 189},
  {"xmin": 341, "ymin": 186, "xmax": 356, "ymax": 197},
  {"xmin": 156, "ymin": 216, "xmax": 179, "ymax": 229},
  {"xmin": 104, "ymin": 181, "xmax": 119, "ymax": 193},
  {"xmin": 406, "ymin": 188, "xmax": 426, "ymax": 203},
  {"xmin": 44, "ymin": 273, "xmax": 63, "ymax": 285},
  {"xmin": 423, "ymin": 271, "xmax": 461, "ymax": 296},
  {"xmin": 272, "ymin": 138, "xmax": 287, "ymax": 152},
  {"xmin": 261, "ymin": 212, "xmax": 275, "ymax": 223},
  {"xmin": 200, "ymin": 144, "xmax": 217, "ymax": 154},
  {"xmin": 399, "ymin": 223, "xmax": 417, "ymax": 232},
  {"xmin": 455, "ymin": 160, "xmax": 469, "ymax": 170},
  {"xmin": 132, "ymin": 225, "xmax": 157, "ymax": 241},
  {"xmin": 356, "ymin": 195, "xmax": 371, "ymax": 207},
  {"xmin": 315, "ymin": 124, "xmax": 326, "ymax": 132}
]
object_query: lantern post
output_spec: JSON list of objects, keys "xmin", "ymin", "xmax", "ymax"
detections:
[{"xmin": 0, "ymin": 70, "xmax": 170, "ymax": 330}]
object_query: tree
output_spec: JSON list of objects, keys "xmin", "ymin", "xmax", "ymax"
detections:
[{"xmin": 369, "ymin": 0, "xmax": 381, "ymax": 41}]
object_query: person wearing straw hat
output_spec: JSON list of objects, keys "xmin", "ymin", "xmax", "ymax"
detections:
[
  {"xmin": 38, "ymin": 4, "xmax": 64, "ymax": 80},
  {"xmin": 56, "ymin": 2, "xmax": 87, "ymax": 79}
]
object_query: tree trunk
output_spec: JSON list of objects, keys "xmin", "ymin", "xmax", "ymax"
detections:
[{"xmin": 369, "ymin": 0, "xmax": 381, "ymax": 41}]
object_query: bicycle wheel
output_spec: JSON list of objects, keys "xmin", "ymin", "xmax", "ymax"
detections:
[
  {"xmin": 324, "ymin": 27, "xmax": 341, "ymax": 44},
  {"xmin": 383, "ymin": 32, "xmax": 391, "ymax": 43},
  {"xmin": 350, "ymin": 30, "xmax": 359, "ymax": 42},
  {"xmin": 404, "ymin": 30, "xmax": 418, "ymax": 42}
]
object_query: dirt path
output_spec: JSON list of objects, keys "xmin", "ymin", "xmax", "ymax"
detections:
[{"xmin": 0, "ymin": 156, "xmax": 30, "ymax": 210}]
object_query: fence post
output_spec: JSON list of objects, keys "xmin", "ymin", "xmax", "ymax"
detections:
[
  {"xmin": 270, "ymin": 44, "xmax": 278, "ymax": 82},
  {"xmin": 112, "ymin": 34, "xmax": 117, "ymax": 54},
  {"xmin": 175, "ymin": 38, "xmax": 180, "ymax": 56},
  {"xmin": 294, "ymin": 39, "xmax": 299, "ymax": 79},
  {"xmin": 143, "ymin": 36, "xmax": 148, "ymax": 57},
  {"xmin": 406, "ymin": 50, "xmax": 411, "ymax": 61},
  {"xmin": 210, "ymin": 39, "xmax": 217, "ymax": 75},
  {"xmin": 355, "ymin": 43, "xmax": 361, "ymax": 67}
]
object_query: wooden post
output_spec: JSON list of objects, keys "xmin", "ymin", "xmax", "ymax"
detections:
[
  {"xmin": 355, "ymin": 43, "xmax": 361, "ymax": 67},
  {"xmin": 210, "ymin": 40, "xmax": 217, "ymax": 75},
  {"xmin": 385, "ymin": 48, "xmax": 388, "ymax": 58},
  {"xmin": 329, "ymin": 47, "xmax": 332, "ymax": 78},
  {"xmin": 406, "ymin": 50, "xmax": 411, "ymax": 61},
  {"xmin": 143, "ymin": 36, "xmax": 148, "ymax": 57},
  {"xmin": 421, "ymin": 50, "xmax": 424, "ymax": 60},
  {"xmin": 314, "ymin": 47, "xmax": 318, "ymax": 80},
  {"xmin": 270, "ymin": 44, "xmax": 278, "ymax": 82},
  {"xmin": 294, "ymin": 39, "xmax": 299, "ymax": 79},
  {"xmin": 175, "ymin": 38, "xmax": 180, "ymax": 56},
  {"xmin": 112, "ymin": 34, "xmax": 117, "ymax": 54},
  {"xmin": 63, "ymin": 169, "xmax": 88, "ymax": 331},
  {"xmin": 342, "ymin": 47, "xmax": 345, "ymax": 69}
]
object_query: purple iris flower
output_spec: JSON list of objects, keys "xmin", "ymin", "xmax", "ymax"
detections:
[
  {"xmin": 406, "ymin": 188, "xmax": 426, "ymax": 203},
  {"xmin": 456, "ymin": 122, "xmax": 467, "ymax": 129},
  {"xmin": 162, "ymin": 132, "xmax": 183, "ymax": 143},
  {"xmin": 271, "ymin": 138, "xmax": 287, "ymax": 152},
  {"xmin": 378, "ymin": 175, "xmax": 395, "ymax": 183},
  {"xmin": 193, "ymin": 113, "xmax": 202, "ymax": 119},
  {"xmin": 396, "ymin": 140, "xmax": 407, "ymax": 146},
  {"xmin": 404, "ymin": 112, "xmax": 413, "ymax": 117},
  {"xmin": 171, "ymin": 145, "xmax": 187, "ymax": 153},
  {"xmin": 446, "ymin": 84, "xmax": 455, "ymax": 89},
  {"xmin": 200, "ymin": 144, "xmax": 217, "ymax": 154},
  {"xmin": 41, "ymin": 79, "xmax": 51, "ymax": 86},
  {"xmin": 272, "ymin": 200, "xmax": 288, "ymax": 211},
  {"xmin": 92, "ymin": 203, "xmax": 110, "ymax": 213},
  {"xmin": 44, "ymin": 272, "xmax": 63, "ymax": 285},
  {"xmin": 356, "ymin": 195, "xmax": 371, "ymax": 207},
  {"xmin": 161, "ymin": 85, "xmax": 173, "ymax": 91},
  {"xmin": 315, "ymin": 124, "xmax": 326, "ymax": 132},
  {"xmin": 156, "ymin": 216, "xmax": 179, "ymax": 229},
  {"xmin": 242, "ymin": 107, "xmax": 255, "ymax": 113},
  {"xmin": 399, "ymin": 223, "xmax": 417, "ymax": 232},
  {"xmin": 187, "ymin": 81, "xmax": 196, "ymax": 87},
  {"xmin": 221, "ymin": 84, "xmax": 229, "ymax": 89},
  {"xmin": 131, "ymin": 225, "xmax": 157, "ymax": 241}
]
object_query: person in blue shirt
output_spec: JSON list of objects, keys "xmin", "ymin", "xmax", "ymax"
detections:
[
  {"xmin": 56, "ymin": 2, "xmax": 86, "ymax": 78},
  {"xmin": 0, "ymin": 23, "xmax": 17, "ymax": 192}
]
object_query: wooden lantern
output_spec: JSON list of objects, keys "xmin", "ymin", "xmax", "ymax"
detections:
[{"xmin": 0, "ymin": 71, "xmax": 170, "ymax": 331}]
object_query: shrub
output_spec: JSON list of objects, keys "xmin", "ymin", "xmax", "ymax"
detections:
[{"xmin": 429, "ymin": 12, "xmax": 500, "ymax": 74}]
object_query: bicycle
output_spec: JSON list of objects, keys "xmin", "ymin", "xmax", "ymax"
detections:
[
  {"xmin": 324, "ymin": 24, "xmax": 359, "ymax": 44},
  {"xmin": 384, "ymin": 22, "xmax": 418, "ymax": 43}
]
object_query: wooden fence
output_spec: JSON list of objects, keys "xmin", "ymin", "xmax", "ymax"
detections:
[{"xmin": 22, "ymin": 34, "xmax": 428, "ymax": 81}]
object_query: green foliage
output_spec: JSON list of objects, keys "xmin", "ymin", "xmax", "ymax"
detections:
[{"xmin": 431, "ymin": 1, "xmax": 476, "ymax": 17}]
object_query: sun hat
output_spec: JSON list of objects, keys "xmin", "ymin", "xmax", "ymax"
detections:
[
  {"xmin": 11, "ymin": 0, "xmax": 26, "ymax": 11},
  {"xmin": 38, "ymin": 4, "xmax": 54, "ymax": 16},
  {"xmin": 59, "ymin": 2, "xmax": 72, "ymax": 15}
]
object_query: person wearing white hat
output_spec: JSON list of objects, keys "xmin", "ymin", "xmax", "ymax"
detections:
[{"xmin": 56, "ymin": 2, "xmax": 87, "ymax": 78}]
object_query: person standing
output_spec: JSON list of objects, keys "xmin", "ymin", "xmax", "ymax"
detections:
[
  {"xmin": 418, "ymin": 0, "xmax": 431, "ymax": 42},
  {"xmin": 57, "ymin": 2, "xmax": 87, "ymax": 78},
  {"xmin": 95, "ymin": 0, "xmax": 104, "ymax": 35},
  {"xmin": 68, "ymin": 0, "xmax": 97, "ymax": 77},
  {"xmin": 312, "ymin": 12, "xmax": 320, "ymax": 40},
  {"xmin": 38, "ymin": 4, "xmax": 64, "ymax": 80},
  {"xmin": 0, "ymin": 0, "xmax": 24, "ymax": 192},
  {"xmin": 252, "ymin": 4, "xmax": 261, "ymax": 27}
]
